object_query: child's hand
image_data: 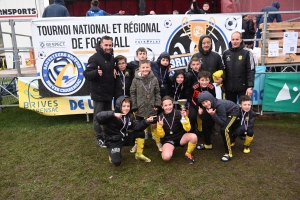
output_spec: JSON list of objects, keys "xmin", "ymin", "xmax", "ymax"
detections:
[
  {"xmin": 146, "ymin": 116, "xmax": 156, "ymax": 123},
  {"xmin": 158, "ymin": 116, "xmax": 164, "ymax": 126},
  {"xmin": 114, "ymin": 113, "xmax": 125, "ymax": 118},
  {"xmin": 206, "ymin": 108, "xmax": 216, "ymax": 115},
  {"xmin": 198, "ymin": 107, "xmax": 203, "ymax": 115},
  {"xmin": 181, "ymin": 109, "xmax": 187, "ymax": 117},
  {"xmin": 98, "ymin": 66, "xmax": 102, "ymax": 76}
]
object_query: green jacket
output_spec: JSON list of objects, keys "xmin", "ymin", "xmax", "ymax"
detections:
[{"xmin": 130, "ymin": 69, "xmax": 161, "ymax": 118}]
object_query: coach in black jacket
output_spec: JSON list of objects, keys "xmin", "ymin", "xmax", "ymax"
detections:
[
  {"xmin": 222, "ymin": 31, "xmax": 255, "ymax": 103},
  {"xmin": 84, "ymin": 35, "xmax": 115, "ymax": 148}
]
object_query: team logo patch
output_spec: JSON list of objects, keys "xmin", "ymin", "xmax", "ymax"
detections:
[
  {"xmin": 41, "ymin": 52, "xmax": 85, "ymax": 95},
  {"xmin": 226, "ymin": 55, "xmax": 231, "ymax": 61},
  {"xmin": 239, "ymin": 55, "xmax": 242, "ymax": 60}
]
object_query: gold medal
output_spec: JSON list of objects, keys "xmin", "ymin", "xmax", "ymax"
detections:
[
  {"xmin": 170, "ymin": 131, "xmax": 173, "ymax": 134},
  {"xmin": 161, "ymin": 84, "xmax": 164, "ymax": 88},
  {"xmin": 122, "ymin": 86, "xmax": 124, "ymax": 90},
  {"xmin": 245, "ymin": 116, "xmax": 249, "ymax": 121},
  {"xmin": 147, "ymin": 94, "xmax": 150, "ymax": 99}
]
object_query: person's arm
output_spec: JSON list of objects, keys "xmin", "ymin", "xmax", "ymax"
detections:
[
  {"xmin": 276, "ymin": 13, "xmax": 283, "ymax": 23},
  {"xmin": 131, "ymin": 118, "xmax": 150, "ymax": 132},
  {"xmin": 248, "ymin": 19, "xmax": 255, "ymax": 35},
  {"xmin": 210, "ymin": 105, "xmax": 227, "ymax": 127},
  {"xmin": 84, "ymin": 56, "xmax": 100, "ymax": 81},
  {"xmin": 247, "ymin": 110, "xmax": 256, "ymax": 130},
  {"xmin": 256, "ymin": 14, "xmax": 262, "ymax": 28},
  {"xmin": 96, "ymin": 110, "xmax": 115, "ymax": 124},
  {"xmin": 130, "ymin": 79, "xmax": 138, "ymax": 111},
  {"xmin": 154, "ymin": 78, "xmax": 162, "ymax": 108},
  {"xmin": 246, "ymin": 51, "xmax": 255, "ymax": 90},
  {"xmin": 42, "ymin": 7, "xmax": 48, "ymax": 18},
  {"xmin": 192, "ymin": 0, "xmax": 202, "ymax": 14}
]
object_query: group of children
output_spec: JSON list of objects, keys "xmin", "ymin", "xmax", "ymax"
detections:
[{"xmin": 97, "ymin": 47, "xmax": 256, "ymax": 166}]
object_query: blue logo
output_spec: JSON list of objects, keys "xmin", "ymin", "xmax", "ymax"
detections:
[{"xmin": 41, "ymin": 52, "xmax": 85, "ymax": 95}]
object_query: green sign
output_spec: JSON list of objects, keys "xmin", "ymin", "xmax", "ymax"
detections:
[{"xmin": 263, "ymin": 73, "xmax": 300, "ymax": 113}]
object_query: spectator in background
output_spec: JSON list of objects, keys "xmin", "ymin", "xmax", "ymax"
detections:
[
  {"xmin": 186, "ymin": 0, "xmax": 207, "ymax": 14},
  {"xmin": 42, "ymin": 0, "xmax": 69, "ymax": 18},
  {"xmin": 255, "ymin": 2, "xmax": 282, "ymax": 47},
  {"xmin": 149, "ymin": 10, "xmax": 156, "ymax": 15},
  {"xmin": 86, "ymin": 0, "xmax": 125, "ymax": 16},
  {"xmin": 173, "ymin": 10, "xmax": 179, "ymax": 15},
  {"xmin": 242, "ymin": 15, "xmax": 255, "ymax": 49},
  {"xmin": 202, "ymin": 2, "xmax": 210, "ymax": 14}
]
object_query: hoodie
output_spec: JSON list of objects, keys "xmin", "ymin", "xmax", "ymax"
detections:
[
  {"xmin": 191, "ymin": 35, "xmax": 225, "ymax": 82},
  {"xmin": 256, "ymin": 2, "xmax": 282, "ymax": 27},
  {"xmin": 42, "ymin": 0, "xmax": 69, "ymax": 18},
  {"xmin": 130, "ymin": 69, "xmax": 161, "ymax": 118},
  {"xmin": 198, "ymin": 91, "xmax": 239, "ymax": 127},
  {"xmin": 96, "ymin": 96, "xmax": 150, "ymax": 147},
  {"xmin": 151, "ymin": 52, "xmax": 171, "ymax": 97}
]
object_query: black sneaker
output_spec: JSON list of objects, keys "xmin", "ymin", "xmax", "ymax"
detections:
[
  {"xmin": 185, "ymin": 153, "xmax": 195, "ymax": 164},
  {"xmin": 97, "ymin": 139, "xmax": 107, "ymax": 148}
]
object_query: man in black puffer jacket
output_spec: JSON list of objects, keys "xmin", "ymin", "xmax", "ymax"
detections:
[
  {"xmin": 84, "ymin": 35, "xmax": 115, "ymax": 148},
  {"xmin": 222, "ymin": 31, "xmax": 255, "ymax": 103}
]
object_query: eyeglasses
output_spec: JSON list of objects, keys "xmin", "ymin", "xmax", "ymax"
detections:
[{"xmin": 118, "ymin": 62, "xmax": 126, "ymax": 66}]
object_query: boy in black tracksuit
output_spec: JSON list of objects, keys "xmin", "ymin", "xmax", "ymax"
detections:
[
  {"xmin": 97, "ymin": 96, "xmax": 155, "ymax": 166},
  {"xmin": 198, "ymin": 91, "xmax": 239, "ymax": 162},
  {"xmin": 190, "ymin": 71, "xmax": 216, "ymax": 150},
  {"xmin": 230, "ymin": 95, "xmax": 256, "ymax": 153},
  {"xmin": 114, "ymin": 55, "xmax": 133, "ymax": 106}
]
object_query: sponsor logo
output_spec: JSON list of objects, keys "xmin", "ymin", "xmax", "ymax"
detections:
[
  {"xmin": 166, "ymin": 19, "xmax": 228, "ymax": 69},
  {"xmin": 135, "ymin": 39, "xmax": 160, "ymax": 44},
  {"xmin": 41, "ymin": 52, "xmax": 85, "ymax": 95},
  {"xmin": 39, "ymin": 41, "xmax": 66, "ymax": 48}
]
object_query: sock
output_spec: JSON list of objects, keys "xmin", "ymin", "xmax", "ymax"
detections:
[{"xmin": 186, "ymin": 142, "xmax": 196, "ymax": 155}]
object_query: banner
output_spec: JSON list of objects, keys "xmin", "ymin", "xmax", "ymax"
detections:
[
  {"xmin": 262, "ymin": 73, "xmax": 300, "ymax": 112},
  {"xmin": 18, "ymin": 77, "xmax": 93, "ymax": 116},
  {"xmin": 252, "ymin": 66, "xmax": 266, "ymax": 105},
  {"xmin": 31, "ymin": 15, "xmax": 242, "ymax": 97}
]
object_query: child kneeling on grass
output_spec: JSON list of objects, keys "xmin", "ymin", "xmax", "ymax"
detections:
[
  {"xmin": 96, "ymin": 96, "xmax": 155, "ymax": 166},
  {"xmin": 156, "ymin": 96, "xmax": 198, "ymax": 164},
  {"xmin": 230, "ymin": 95, "xmax": 256, "ymax": 153}
]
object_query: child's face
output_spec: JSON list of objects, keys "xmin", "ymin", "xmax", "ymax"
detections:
[
  {"xmin": 198, "ymin": 77, "xmax": 210, "ymax": 88},
  {"xmin": 239, "ymin": 100, "xmax": 251, "ymax": 112},
  {"xmin": 160, "ymin": 58, "xmax": 170, "ymax": 67},
  {"xmin": 121, "ymin": 101, "xmax": 131, "ymax": 114},
  {"xmin": 176, "ymin": 74, "xmax": 184, "ymax": 84},
  {"xmin": 137, "ymin": 51, "xmax": 147, "ymax": 61},
  {"xmin": 162, "ymin": 99, "xmax": 173, "ymax": 114},
  {"xmin": 117, "ymin": 59, "xmax": 127, "ymax": 71},
  {"xmin": 201, "ymin": 100, "xmax": 211, "ymax": 109},
  {"xmin": 190, "ymin": 61, "xmax": 201, "ymax": 72},
  {"xmin": 139, "ymin": 63, "xmax": 151, "ymax": 76}
]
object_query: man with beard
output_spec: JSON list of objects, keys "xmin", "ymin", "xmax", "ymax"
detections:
[{"xmin": 84, "ymin": 35, "xmax": 115, "ymax": 148}]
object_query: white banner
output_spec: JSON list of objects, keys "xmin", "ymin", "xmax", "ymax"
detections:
[{"xmin": 31, "ymin": 15, "xmax": 242, "ymax": 96}]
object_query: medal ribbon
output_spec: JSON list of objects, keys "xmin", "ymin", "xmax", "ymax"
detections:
[
  {"xmin": 141, "ymin": 80, "xmax": 152, "ymax": 95},
  {"xmin": 174, "ymin": 83, "xmax": 182, "ymax": 101},
  {"xmin": 241, "ymin": 110, "xmax": 249, "ymax": 131},
  {"xmin": 160, "ymin": 67, "xmax": 167, "ymax": 86},
  {"xmin": 120, "ymin": 116, "xmax": 130, "ymax": 136},
  {"xmin": 162, "ymin": 110, "xmax": 176, "ymax": 133},
  {"xmin": 119, "ymin": 71, "xmax": 126, "ymax": 95}
]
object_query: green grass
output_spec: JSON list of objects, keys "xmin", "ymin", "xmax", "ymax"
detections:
[{"xmin": 1, "ymin": 107, "xmax": 300, "ymax": 199}]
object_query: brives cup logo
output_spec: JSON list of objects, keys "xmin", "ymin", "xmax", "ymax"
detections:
[{"xmin": 41, "ymin": 52, "xmax": 85, "ymax": 95}]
